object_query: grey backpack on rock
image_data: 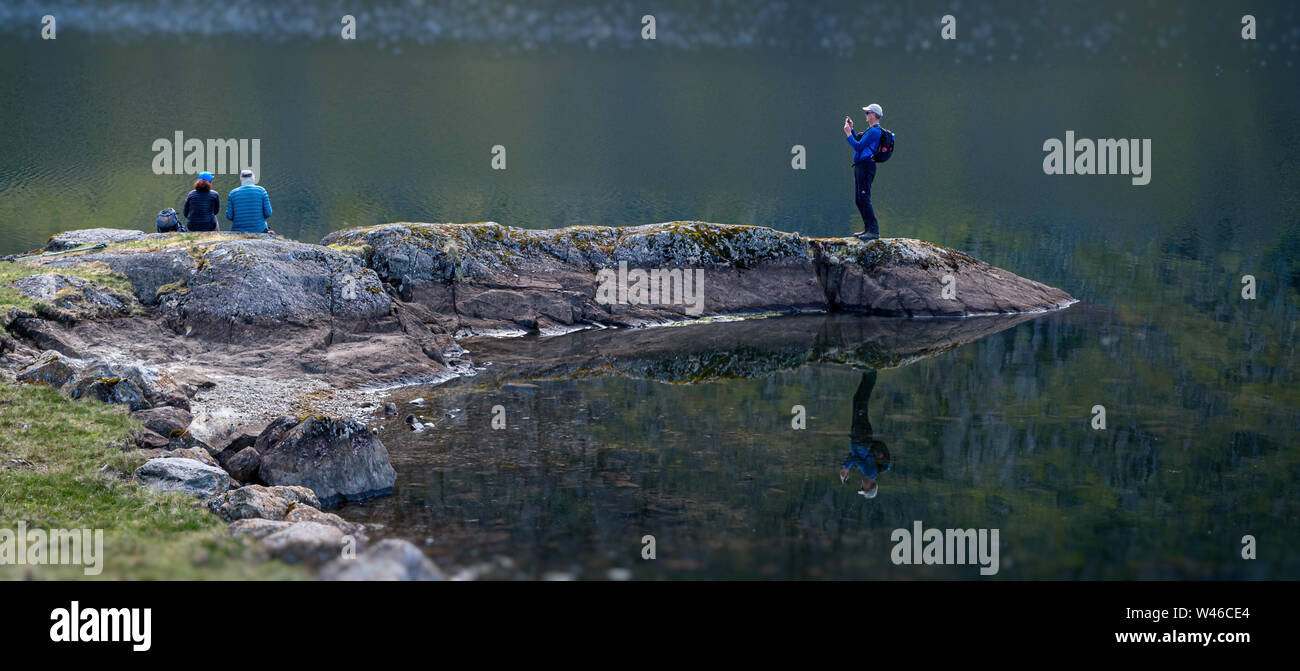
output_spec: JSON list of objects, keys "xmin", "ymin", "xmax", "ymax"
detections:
[{"xmin": 156, "ymin": 208, "xmax": 186, "ymax": 233}]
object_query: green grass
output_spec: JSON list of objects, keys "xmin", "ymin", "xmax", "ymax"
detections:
[{"xmin": 0, "ymin": 378, "xmax": 308, "ymax": 580}]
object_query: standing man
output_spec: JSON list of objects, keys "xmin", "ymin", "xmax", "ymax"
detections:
[
  {"xmin": 844, "ymin": 103, "xmax": 885, "ymax": 240},
  {"xmin": 225, "ymin": 169, "xmax": 273, "ymax": 233}
]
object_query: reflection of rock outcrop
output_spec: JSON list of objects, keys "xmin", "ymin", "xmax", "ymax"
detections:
[{"xmin": 461, "ymin": 311, "xmax": 1045, "ymax": 385}]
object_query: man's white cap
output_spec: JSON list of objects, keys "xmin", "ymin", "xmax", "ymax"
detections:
[
  {"xmin": 858, "ymin": 483, "xmax": 879, "ymax": 499},
  {"xmin": 863, "ymin": 103, "xmax": 884, "ymax": 118}
]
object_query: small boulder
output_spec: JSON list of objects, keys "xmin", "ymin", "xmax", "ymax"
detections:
[
  {"xmin": 227, "ymin": 518, "xmax": 292, "ymax": 541},
  {"xmin": 165, "ymin": 429, "xmax": 211, "ymax": 454},
  {"xmin": 319, "ymin": 539, "xmax": 444, "ymax": 581},
  {"xmin": 68, "ymin": 375, "xmax": 148, "ymax": 410},
  {"xmin": 135, "ymin": 457, "xmax": 232, "ymax": 498},
  {"xmin": 160, "ymin": 446, "xmax": 218, "ymax": 468},
  {"xmin": 206, "ymin": 484, "xmax": 321, "ymax": 522},
  {"xmin": 259, "ymin": 521, "xmax": 348, "ymax": 564},
  {"xmin": 224, "ymin": 446, "xmax": 263, "ymax": 484},
  {"xmin": 214, "ymin": 422, "xmax": 270, "ymax": 466},
  {"xmin": 132, "ymin": 428, "xmax": 171, "ymax": 450},
  {"xmin": 253, "ymin": 415, "xmax": 300, "ymax": 454},
  {"xmin": 130, "ymin": 406, "xmax": 193, "ymax": 438},
  {"xmin": 258, "ymin": 417, "xmax": 396, "ymax": 505},
  {"xmin": 16, "ymin": 350, "xmax": 84, "ymax": 387},
  {"xmin": 284, "ymin": 504, "xmax": 365, "ymax": 536},
  {"xmin": 66, "ymin": 362, "xmax": 189, "ymax": 411},
  {"xmin": 187, "ymin": 408, "xmax": 250, "ymax": 453},
  {"xmin": 221, "ymin": 422, "xmax": 267, "ymax": 453}
]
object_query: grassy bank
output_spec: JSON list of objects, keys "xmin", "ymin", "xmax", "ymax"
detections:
[{"xmin": 0, "ymin": 377, "xmax": 307, "ymax": 580}]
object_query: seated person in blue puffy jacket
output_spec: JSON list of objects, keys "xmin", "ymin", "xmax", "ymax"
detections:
[
  {"xmin": 225, "ymin": 169, "xmax": 273, "ymax": 233},
  {"xmin": 840, "ymin": 370, "xmax": 892, "ymax": 499}
]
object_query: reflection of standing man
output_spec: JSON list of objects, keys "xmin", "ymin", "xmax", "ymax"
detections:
[{"xmin": 840, "ymin": 370, "xmax": 891, "ymax": 498}]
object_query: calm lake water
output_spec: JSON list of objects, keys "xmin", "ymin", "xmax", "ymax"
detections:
[{"xmin": 1, "ymin": 1, "xmax": 1297, "ymax": 578}]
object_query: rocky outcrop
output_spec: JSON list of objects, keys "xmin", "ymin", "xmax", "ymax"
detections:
[
  {"xmin": 323, "ymin": 221, "xmax": 1075, "ymax": 336},
  {"xmin": 811, "ymin": 238, "xmax": 1073, "ymax": 317},
  {"xmin": 256, "ymin": 417, "xmax": 396, "ymax": 505},
  {"xmin": 14, "ymin": 231, "xmax": 460, "ymax": 388},
  {"xmin": 6, "ymin": 224, "xmax": 1072, "ymax": 398},
  {"xmin": 227, "ymin": 516, "xmax": 356, "ymax": 564},
  {"xmin": 151, "ymin": 238, "xmax": 391, "ymax": 340}
]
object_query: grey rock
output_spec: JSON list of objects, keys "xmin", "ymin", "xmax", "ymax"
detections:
[
  {"xmin": 252, "ymin": 415, "xmax": 300, "ymax": 454},
  {"xmin": 319, "ymin": 539, "xmax": 444, "ymax": 581},
  {"xmin": 155, "ymin": 238, "xmax": 390, "ymax": 341},
  {"xmin": 223, "ymin": 446, "xmax": 262, "ymax": 484},
  {"xmin": 130, "ymin": 405, "xmax": 193, "ymax": 438},
  {"xmin": 283, "ymin": 504, "xmax": 366, "ymax": 536},
  {"xmin": 259, "ymin": 521, "xmax": 348, "ymax": 564},
  {"xmin": 160, "ymin": 446, "xmax": 218, "ymax": 468},
  {"xmin": 811, "ymin": 238, "xmax": 1077, "ymax": 317},
  {"xmin": 257, "ymin": 417, "xmax": 396, "ymax": 505},
  {"xmin": 227, "ymin": 518, "xmax": 292, "ymax": 540},
  {"xmin": 132, "ymin": 428, "xmax": 171, "ymax": 450},
  {"xmin": 33, "ymin": 245, "xmax": 196, "ymax": 307},
  {"xmin": 67, "ymin": 374, "xmax": 148, "ymax": 410},
  {"xmin": 65, "ymin": 361, "xmax": 189, "ymax": 411},
  {"xmin": 164, "ymin": 429, "xmax": 211, "ymax": 454},
  {"xmin": 43, "ymin": 228, "xmax": 146, "ymax": 252},
  {"xmin": 10, "ymin": 274, "xmax": 133, "ymax": 323},
  {"xmin": 222, "ymin": 422, "xmax": 267, "ymax": 454},
  {"xmin": 134, "ymin": 457, "xmax": 232, "ymax": 498},
  {"xmin": 91, "ymin": 247, "xmax": 196, "ymax": 306},
  {"xmin": 206, "ymin": 484, "xmax": 321, "ymax": 522},
  {"xmin": 16, "ymin": 350, "xmax": 84, "ymax": 387},
  {"xmin": 323, "ymin": 222, "xmax": 1074, "ymax": 333}
]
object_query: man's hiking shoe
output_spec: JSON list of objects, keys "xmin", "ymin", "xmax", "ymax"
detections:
[{"xmin": 853, "ymin": 231, "xmax": 880, "ymax": 240}]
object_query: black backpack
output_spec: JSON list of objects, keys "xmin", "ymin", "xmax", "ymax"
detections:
[
  {"xmin": 156, "ymin": 207, "xmax": 186, "ymax": 233},
  {"xmin": 872, "ymin": 126, "xmax": 896, "ymax": 163}
]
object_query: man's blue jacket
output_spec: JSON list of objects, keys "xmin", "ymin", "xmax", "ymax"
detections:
[
  {"xmin": 847, "ymin": 125, "xmax": 883, "ymax": 164},
  {"xmin": 225, "ymin": 183, "xmax": 273, "ymax": 233}
]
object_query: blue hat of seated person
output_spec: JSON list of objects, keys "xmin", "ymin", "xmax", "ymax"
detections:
[{"xmin": 198, "ymin": 172, "xmax": 215, "ymax": 182}]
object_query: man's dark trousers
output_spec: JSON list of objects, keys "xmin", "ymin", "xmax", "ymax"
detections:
[{"xmin": 854, "ymin": 159, "xmax": 878, "ymax": 236}]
